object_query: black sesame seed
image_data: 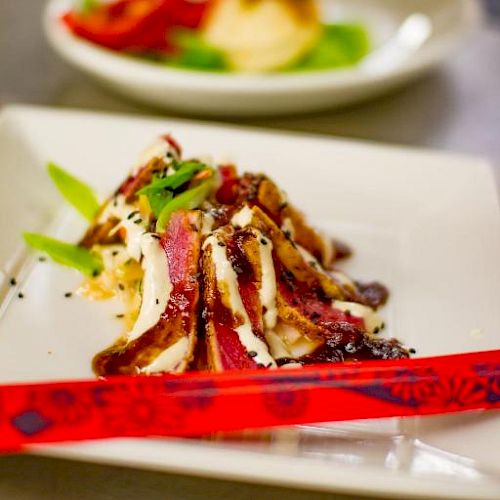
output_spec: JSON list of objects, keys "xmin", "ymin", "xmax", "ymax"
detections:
[
  {"xmin": 381, "ymin": 322, "xmax": 385, "ymax": 329},
  {"xmin": 151, "ymin": 234, "xmax": 161, "ymax": 240},
  {"xmin": 248, "ymin": 351, "xmax": 257, "ymax": 358},
  {"xmin": 18, "ymin": 292, "xmax": 24, "ymax": 299},
  {"xmin": 118, "ymin": 283, "xmax": 125, "ymax": 291},
  {"xmin": 127, "ymin": 211, "xmax": 139, "ymax": 220},
  {"xmin": 409, "ymin": 348, "xmax": 417, "ymax": 354},
  {"xmin": 38, "ymin": 256, "xmax": 46, "ymax": 262},
  {"xmin": 155, "ymin": 298, "xmax": 159, "ymax": 305},
  {"xmin": 279, "ymin": 202, "xmax": 288, "ymax": 210},
  {"xmin": 260, "ymin": 238, "xmax": 268, "ymax": 245},
  {"xmin": 112, "ymin": 250, "xmax": 119, "ymax": 256},
  {"xmin": 92, "ymin": 269, "xmax": 99, "ymax": 277},
  {"xmin": 64, "ymin": 292, "xmax": 72, "ymax": 298},
  {"xmin": 309, "ymin": 261, "xmax": 317, "ymax": 269},
  {"xmin": 373, "ymin": 327, "xmax": 380, "ymax": 334},
  {"xmin": 284, "ymin": 230, "xmax": 292, "ymax": 239},
  {"xmin": 116, "ymin": 314, "xmax": 124, "ymax": 319},
  {"xmin": 267, "ymin": 362, "xmax": 274, "ymax": 368},
  {"xmin": 134, "ymin": 218, "xmax": 143, "ymax": 225},
  {"xmin": 113, "ymin": 199, "xmax": 118, "ymax": 207},
  {"xmin": 217, "ymin": 241, "xmax": 225, "ymax": 247},
  {"xmin": 10, "ymin": 278, "xmax": 17, "ymax": 286},
  {"xmin": 256, "ymin": 363, "xmax": 265, "ymax": 369}
]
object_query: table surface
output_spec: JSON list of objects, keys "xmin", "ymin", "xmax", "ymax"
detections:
[{"xmin": 1, "ymin": 1, "xmax": 499, "ymax": 499}]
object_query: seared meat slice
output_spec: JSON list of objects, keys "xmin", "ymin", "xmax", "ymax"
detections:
[
  {"xmin": 202, "ymin": 225, "xmax": 276, "ymax": 371},
  {"xmin": 230, "ymin": 172, "xmax": 345, "ymax": 267},
  {"xmin": 93, "ymin": 210, "xmax": 201, "ymax": 375}
]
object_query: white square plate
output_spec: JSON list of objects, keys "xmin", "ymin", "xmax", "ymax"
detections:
[{"xmin": 0, "ymin": 105, "xmax": 499, "ymax": 499}]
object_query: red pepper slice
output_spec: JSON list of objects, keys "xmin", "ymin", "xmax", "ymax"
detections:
[
  {"xmin": 216, "ymin": 165, "xmax": 239, "ymax": 205},
  {"xmin": 62, "ymin": 0, "xmax": 208, "ymax": 52}
]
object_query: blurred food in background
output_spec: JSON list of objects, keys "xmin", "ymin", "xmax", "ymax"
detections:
[{"xmin": 62, "ymin": 0, "xmax": 370, "ymax": 73}]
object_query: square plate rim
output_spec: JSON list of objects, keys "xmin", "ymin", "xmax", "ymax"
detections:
[{"xmin": 1, "ymin": 104, "xmax": 499, "ymax": 500}]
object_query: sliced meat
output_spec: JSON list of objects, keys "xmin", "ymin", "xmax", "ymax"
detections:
[
  {"xmin": 232, "ymin": 173, "xmax": 339, "ymax": 267},
  {"xmin": 202, "ymin": 228, "xmax": 276, "ymax": 371},
  {"xmin": 93, "ymin": 210, "xmax": 201, "ymax": 376},
  {"xmin": 232, "ymin": 205, "xmax": 346, "ymax": 300}
]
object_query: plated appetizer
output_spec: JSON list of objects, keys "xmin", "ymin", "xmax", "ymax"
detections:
[
  {"xmin": 24, "ymin": 135, "xmax": 409, "ymax": 376},
  {"xmin": 62, "ymin": 0, "xmax": 370, "ymax": 73}
]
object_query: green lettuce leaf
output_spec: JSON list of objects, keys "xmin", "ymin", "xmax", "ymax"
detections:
[
  {"xmin": 47, "ymin": 162, "xmax": 100, "ymax": 221},
  {"xmin": 23, "ymin": 233, "xmax": 103, "ymax": 277},
  {"xmin": 169, "ymin": 30, "xmax": 228, "ymax": 71},
  {"xmin": 293, "ymin": 23, "xmax": 370, "ymax": 71}
]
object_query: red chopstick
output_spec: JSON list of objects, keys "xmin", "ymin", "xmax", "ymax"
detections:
[{"xmin": 1, "ymin": 350, "xmax": 498, "ymax": 452}]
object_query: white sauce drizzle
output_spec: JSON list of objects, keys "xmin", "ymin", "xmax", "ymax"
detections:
[
  {"xmin": 296, "ymin": 244, "xmax": 329, "ymax": 277},
  {"xmin": 318, "ymin": 229, "xmax": 333, "ymax": 266},
  {"xmin": 268, "ymin": 323, "xmax": 318, "ymax": 358},
  {"xmin": 230, "ymin": 208, "xmax": 278, "ymax": 331},
  {"xmin": 330, "ymin": 270, "xmax": 356, "ymax": 289},
  {"xmin": 98, "ymin": 195, "xmax": 147, "ymax": 261},
  {"xmin": 231, "ymin": 205, "xmax": 254, "ymax": 228},
  {"xmin": 96, "ymin": 244, "xmax": 130, "ymax": 271},
  {"xmin": 332, "ymin": 300, "xmax": 384, "ymax": 334},
  {"xmin": 141, "ymin": 337, "xmax": 189, "ymax": 374},
  {"xmin": 201, "ymin": 212, "xmax": 215, "ymax": 236},
  {"xmin": 128, "ymin": 233, "xmax": 172, "ymax": 342},
  {"xmin": 256, "ymin": 233, "xmax": 277, "ymax": 330},
  {"xmin": 281, "ymin": 217, "xmax": 295, "ymax": 238},
  {"xmin": 279, "ymin": 189, "xmax": 288, "ymax": 205},
  {"xmin": 204, "ymin": 233, "xmax": 276, "ymax": 367}
]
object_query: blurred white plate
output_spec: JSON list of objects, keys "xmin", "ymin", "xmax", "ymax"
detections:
[
  {"xmin": 0, "ymin": 106, "xmax": 499, "ymax": 498},
  {"xmin": 43, "ymin": 0, "xmax": 480, "ymax": 116}
]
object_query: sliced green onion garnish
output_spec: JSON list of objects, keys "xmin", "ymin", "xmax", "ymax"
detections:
[
  {"xmin": 23, "ymin": 233, "xmax": 103, "ymax": 277},
  {"xmin": 138, "ymin": 161, "xmax": 208, "ymax": 195},
  {"xmin": 146, "ymin": 189, "xmax": 174, "ymax": 218},
  {"xmin": 156, "ymin": 180, "xmax": 213, "ymax": 232},
  {"xmin": 47, "ymin": 162, "xmax": 100, "ymax": 221},
  {"xmin": 139, "ymin": 161, "xmax": 210, "ymax": 218}
]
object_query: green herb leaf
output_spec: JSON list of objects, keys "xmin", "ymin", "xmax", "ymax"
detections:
[
  {"xmin": 138, "ymin": 161, "xmax": 209, "ymax": 217},
  {"xmin": 292, "ymin": 23, "xmax": 370, "ymax": 71},
  {"xmin": 168, "ymin": 29, "xmax": 228, "ymax": 71},
  {"xmin": 156, "ymin": 180, "xmax": 213, "ymax": 232},
  {"xmin": 47, "ymin": 162, "xmax": 100, "ymax": 221},
  {"xmin": 23, "ymin": 233, "xmax": 103, "ymax": 277}
]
